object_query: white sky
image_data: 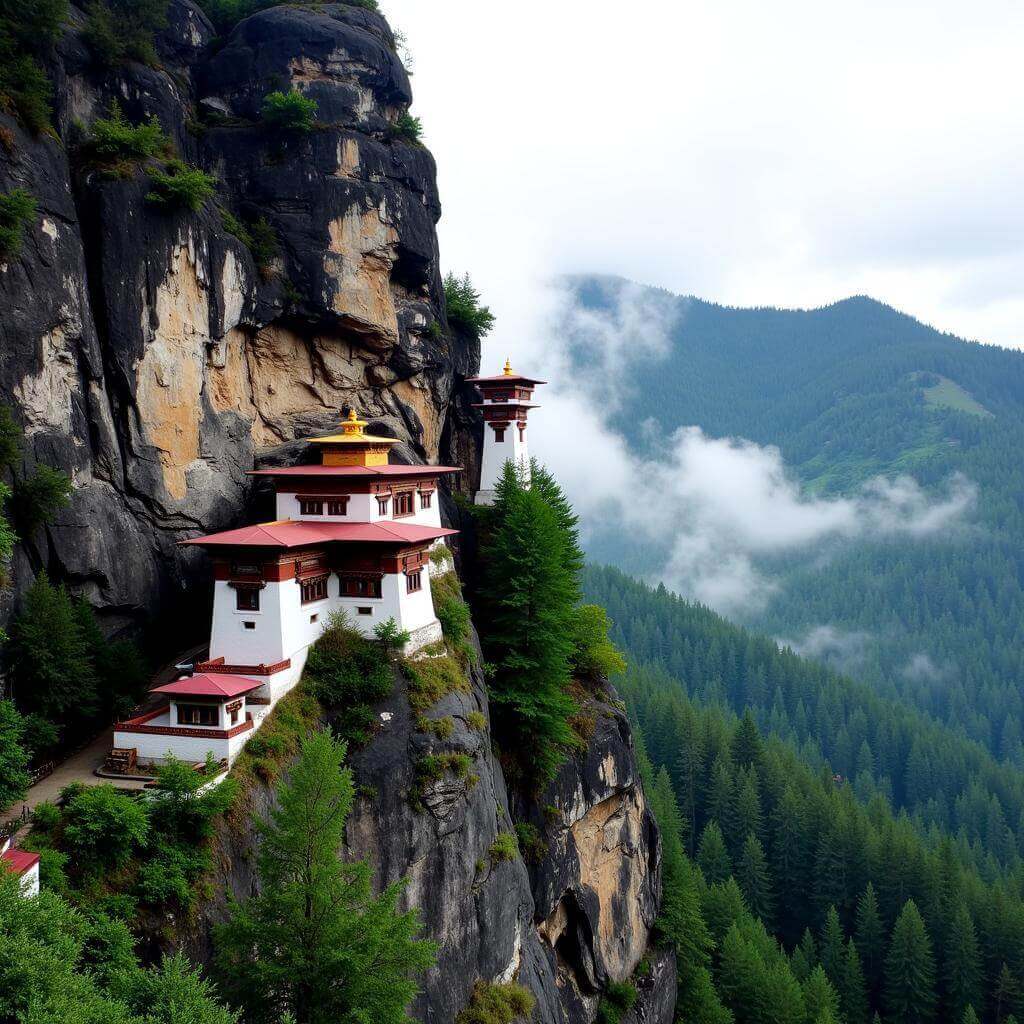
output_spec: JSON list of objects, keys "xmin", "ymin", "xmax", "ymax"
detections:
[{"xmin": 382, "ymin": 0, "xmax": 1024, "ymax": 351}]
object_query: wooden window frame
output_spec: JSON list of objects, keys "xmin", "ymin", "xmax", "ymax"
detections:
[
  {"xmin": 327, "ymin": 497, "xmax": 349, "ymax": 516},
  {"xmin": 300, "ymin": 575, "xmax": 329, "ymax": 604},
  {"xmin": 406, "ymin": 570, "xmax": 423, "ymax": 594},
  {"xmin": 494, "ymin": 427, "xmax": 506, "ymax": 443},
  {"xmin": 339, "ymin": 575, "xmax": 383, "ymax": 599},
  {"xmin": 377, "ymin": 495, "xmax": 390, "ymax": 515},
  {"xmin": 393, "ymin": 491, "xmax": 415, "ymax": 518},
  {"xmin": 299, "ymin": 499, "xmax": 324, "ymax": 516},
  {"xmin": 235, "ymin": 587, "xmax": 260, "ymax": 612},
  {"xmin": 419, "ymin": 490, "xmax": 432, "ymax": 509},
  {"xmin": 177, "ymin": 704, "xmax": 218, "ymax": 727}
]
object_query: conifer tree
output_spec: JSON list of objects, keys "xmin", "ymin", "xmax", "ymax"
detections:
[
  {"xmin": 0, "ymin": 700, "xmax": 29, "ymax": 812},
  {"xmin": 477, "ymin": 462, "xmax": 579, "ymax": 782},
  {"xmin": 819, "ymin": 907, "xmax": 845, "ymax": 988},
  {"xmin": 215, "ymin": 731, "xmax": 436, "ymax": 1024},
  {"xmin": 732, "ymin": 710, "xmax": 764, "ymax": 771},
  {"xmin": 802, "ymin": 966, "xmax": 841, "ymax": 1024},
  {"xmin": 943, "ymin": 904, "xmax": 982, "ymax": 1022},
  {"xmin": 736, "ymin": 833, "xmax": 774, "ymax": 927},
  {"xmin": 961, "ymin": 1008, "xmax": 979, "ymax": 1024},
  {"xmin": 883, "ymin": 899, "xmax": 937, "ymax": 1024},
  {"xmin": 697, "ymin": 822, "xmax": 733, "ymax": 886},
  {"xmin": 854, "ymin": 883, "xmax": 886, "ymax": 995},
  {"xmin": 791, "ymin": 929, "xmax": 818, "ymax": 983},
  {"xmin": 840, "ymin": 940, "xmax": 870, "ymax": 1024}
]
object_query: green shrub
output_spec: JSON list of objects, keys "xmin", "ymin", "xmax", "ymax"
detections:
[
  {"xmin": 403, "ymin": 652, "xmax": 469, "ymax": 713},
  {"xmin": 84, "ymin": 101, "xmax": 169, "ymax": 174},
  {"xmin": 410, "ymin": 751, "xmax": 475, "ymax": 809},
  {"xmin": 303, "ymin": 612, "xmax": 393, "ymax": 742},
  {"xmin": 467, "ymin": 711, "xmax": 486, "ymax": 732},
  {"xmin": 456, "ymin": 981, "xmax": 535, "ymax": 1024},
  {"xmin": 222, "ymin": 209, "xmax": 279, "ymax": 271},
  {"xmin": 596, "ymin": 981, "xmax": 638, "ymax": 1024},
  {"xmin": 488, "ymin": 831, "xmax": 518, "ymax": 865},
  {"xmin": 261, "ymin": 89, "xmax": 318, "ymax": 133},
  {"xmin": 13, "ymin": 463, "xmax": 72, "ymax": 533},
  {"xmin": 146, "ymin": 159, "xmax": 216, "ymax": 212},
  {"xmin": 374, "ymin": 616, "xmax": 411, "ymax": 655},
  {"xmin": 0, "ymin": 188, "xmax": 37, "ymax": 259},
  {"xmin": 136, "ymin": 846, "xmax": 195, "ymax": 907},
  {"xmin": 514, "ymin": 822, "xmax": 546, "ymax": 862},
  {"xmin": 62, "ymin": 785, "xmax": 149, "ymax": 873},
  {"xmin": 387, "ymin": 111, "xmax": 422, "ymax": 144},
  {"xmin": 84, "ymin": 0, "xmax": 167, "ymax": 67},
  {"xmin": 444, "ymin": 272, "xmax": 495, "ymax": 340},
  {"xmin": 32, "ymin": 800, "xmax": 61, "ymax": 832},
  {"xmin": 0, "ymin": 0, "xmax": 67, "ymax": 133},
  {"xmin": 416, "ymin": 714, "xmax": 454, "ymax": 740},
  {"xmin": 570, "ymin": 604, "xmax": 627, "ymax": 681}
]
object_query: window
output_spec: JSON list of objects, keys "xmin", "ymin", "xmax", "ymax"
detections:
[
  {"xmin": 309, "ymin": 613, "xmax": 319, "ymax": 624},
  {"xmin": 177, "ymin": 704, "xmax": 218, "ymax": 727},
  {"xmin": 300, "ymin": 499, "xmax": 323, "ymax": 516},
  {"xmin": 394, "ymin": 491, "xmax": 414, "ymax": 517},
  {"xmin": 327, "ymin": 498, "xmax": 349, "ymax": 516},
  {"xmin": 357, "ymin": 606, "xmax": 373, "ymax": 616},
  {"xmin": 243, "ymin": 621, "xmax": 256, "ymax": 630},
  {"xmin": 339, "ymin": 576, "xmax": 382, "ymax": 599},
  {"xmin": 494, "ymin": 427, "xmax": 506, "ymax": 443},
  {"xmin": 226, "ymin": 700, "xmax": 242, "ymax": 726},
  {"xmin": 377, "ymin": 496, "xmax": 390, "ymax": 515},
  {"xmin": 419, "ymin": 490, "xmax": 432, "ymax": 509},
  {"xmin": 236, "ymin": 587, "xmax": 260, "ymax": 612},
  {"xmin": 300, "ymin": 575, "xmax": 329, "ymax": 604},
  {"xmin": 406, "ymin": 570, "xmax": 422, "ymax": 593}
]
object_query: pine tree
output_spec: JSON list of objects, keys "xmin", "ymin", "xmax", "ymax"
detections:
[
  {"xmin": 854, "ymin": 883, "xmax": 886, "ymax": 995},
  {"xmin": 736, "ymin": 833, "xmax": 774, "ymax": 927},
  {"xmin": 943, "ymin": 904, "xmax": 982, "ymax": 1022},
  {"xmin": 0, "ymin": 700, "xmax": 29, "ymax": 812},
  {"xmin": 214, "ymin": 731, "xmax": 436, "ymax": 1024},
  {"xmin": 961, "ymin": 1008, "xmax": 979, "ymax": 1024},
  {"xmin": 697, "ymin": 822, "xmax": 733, "ymax": 886},
  {"xmin": 803, "ymin": 965, "xmax": 841, "ymax": 1024},
  {"xmin": 477, "ymin": 462, "xmax": 580, "ymax": 782},
  {"xmin": 819, "ymin": 907, "xmax": 845, "ymax": 988},
  {"xmin": 791, "ymin": 929, "xmax": 818, "ymax": 983},
  {"xmin": 994, "ymin": 964, "xmax": 1022, "ymax": 1024},
  {"xmin": 883, "ymin": 899, "xmax": 937, "ymax": 1024},
  {"xmin": 840, "ymin": 940, "xmax": 870, "ymax": 1024},
  {"xmin": 732, "ymin": 710, "xmax": 764, "ymax": 770}
]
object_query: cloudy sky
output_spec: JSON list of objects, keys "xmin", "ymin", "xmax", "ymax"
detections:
[{"xmin": 384, "ymin": 0, "xmax": 1024, "ymax": 351}]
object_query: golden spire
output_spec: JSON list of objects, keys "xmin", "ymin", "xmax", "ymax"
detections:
[
  {"xmin": 503, "ymin": 357, "xmax": 513, "ymax": 376},
  {"xmin": 340, "ymin": 407, "xmax": 368, "ymax": 438}
]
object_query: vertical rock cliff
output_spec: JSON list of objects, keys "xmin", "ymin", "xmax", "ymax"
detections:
[{"xmin": 0, "ymin": 4, "xmax": 671, "ymax": 1021}]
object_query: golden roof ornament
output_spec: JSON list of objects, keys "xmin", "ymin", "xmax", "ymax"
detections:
[
  {"xmin": 503, "ymin": 357, "xmax": 513, "ymax": 376},
  {"xmin": 340, "ymin": 408, "xmax": 368, "ymax": 438}
]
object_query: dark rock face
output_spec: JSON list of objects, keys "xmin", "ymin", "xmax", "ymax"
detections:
[
  {"xmin": 0, "ymin": 0, "xmax": 479, "ymax": 637},
  {"xmin": 621, "ymin": 950, "xmax": 678, "ymax": 1024}
]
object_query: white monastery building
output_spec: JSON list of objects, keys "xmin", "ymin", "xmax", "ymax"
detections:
[
  {"xmin": 469, "ymin": 360, "xmax": 545, "ymax": 505},
  {"xmin": 2, "ymin": 837, "xmax": 40, "ymax": 897},
  {"xmin": 111, "ymin": 363, "xmax": 542, "ymax": 772}
]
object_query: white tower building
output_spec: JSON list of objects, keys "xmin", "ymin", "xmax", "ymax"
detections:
[{"xmin": 468, "ymin": 360, "xmax": 545, "ymax": 505}]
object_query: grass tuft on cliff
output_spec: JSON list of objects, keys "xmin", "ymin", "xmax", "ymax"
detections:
[
  {"xmin": 456, "ymin": 981, "xmax": 535, "ymax": 1024},
  {"xmin": 0, "ymin": 188, "xmax": 37, "ymax": 259}
]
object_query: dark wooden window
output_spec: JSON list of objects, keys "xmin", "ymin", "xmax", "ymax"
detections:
[
  {"xmin": 226, "ymin": 700, "xmax": 242, "ymax": 725},
  {"xmin": 419, "ymin": 490, "xmax": 432, "ymax": 509},
  {"xmin": 177, "ymin": 704, "xmax": 218, "ymax": 727},
  {"xmin": 243, "ymin": 621, "xmax": 256, "ymax": 630},
  {"xmin": 232, "ymin": 562, "xmax": 261, "ymax": 576},
  {"xmin": 494, "ymin": 427, "xmax": 506, "ymax": 443},
  {"xmin": 236, "ymin": 587, "xmax": 260, "ymax": 612},
  {"xmin": 327, "ymin": 498, "xmax": 349, "ymax": 516},
  {"xmin": 377, "ymin": 496, "xmax": 390, "ymax": 515},
  {"xmin": 406, "ymin": 570, "xmax": 422, "ymax": 594},
  {"xmin": 300, "ymin": 499, "xmax": 323, "ymax": 516},
  {"xmin": 357, "ymin": 606, "xmax": 372, "ymax": 616},
  {"xmin": 300, "ymin": 575, "xmax": 329, "ymax": 604},
  {"xmin": 393, "ymin": 491, "xmax": 414, "ymax": 517},
  {"xmin": 340, "ymin": 576, "xmax": 382, "ymax": 599}
]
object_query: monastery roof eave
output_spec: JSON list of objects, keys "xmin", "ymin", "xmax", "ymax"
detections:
[
  {"xmin": 181, "ymin": 520, "xmax": 459, "ymax": 550},
  {"xmin": 246, "ymin": 464, "xmax": 461, "ymax": 478}
]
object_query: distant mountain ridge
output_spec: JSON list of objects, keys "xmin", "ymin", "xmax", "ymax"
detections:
[{"xmin": 565, "ymin": 275, "xmax": 1024, "ymax": 768}]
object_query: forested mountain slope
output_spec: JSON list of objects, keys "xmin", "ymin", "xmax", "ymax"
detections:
[{"xmin": 568, "ymin": 277, "xmax": 1024, "ymax": 764}]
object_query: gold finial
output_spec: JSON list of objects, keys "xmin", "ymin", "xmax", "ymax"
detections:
[
  {"xmin": 503, "ymin": 357, "xmax": 513, "ymax": 376},
  {"xmin": 340, "ymin": 407, "xmax": 367, "ymax": 438}
]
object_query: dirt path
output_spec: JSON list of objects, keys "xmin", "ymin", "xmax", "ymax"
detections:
[{"xmin": 1, "ymin": 642, "xmax": 208, "ymax": 828}]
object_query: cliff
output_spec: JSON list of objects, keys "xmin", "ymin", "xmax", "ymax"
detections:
[{"xmin": 0, "ymin": 5, "xmax": 671, "ymax": 1021}]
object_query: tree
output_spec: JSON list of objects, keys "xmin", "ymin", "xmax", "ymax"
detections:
[
  {"xmin": 943, "ymin": 904, "xmax": 982, "ymax": 1022},
  {"xmin": 883, "ymin": 899, "xmax": 936, "ymax": 1024},
  {"xmin": 735, "ymin": 833, "xmax": 774, "ymax": 926},
  {"xmin": 215, "ymin": 731, "xmax": 436, "ymax": 1024},
  {"xmin": 802, "ymin": 966, "xmax": 841, "ymax": 1024},
  {"xmin": 62, "ymin": 783, "xmax": 150, "ymax": 873},
  {"xmin": 443, "ymin": 272, "xmax": 494, "ymax": 339},
  {"xmin": 854, "ymin": 882, "xmax": 886, "ymax": 994},
  {"xmin": 261, "ymin": 89, "xmax": 318, "ymax": 132},
  {"xmin": 12, "ymin": 463, "xmax": 71, "ymax": 535},
  {"xmin": 819, "ymin": 906, "xmax": 845, "ymax": 988},
  {"xmin": 477, "ymin": 462, "xmax": 580, "ymax": 783},
  {"xmin": 0, "ymin": 700, "xmax": 30, "ymax": 811},
  {"xmin": 732, "ymin": 710, "xmax": 764, "ymax": 770},
  {"xmin": 697, "ymin": 822, "xmax": 732, "ymax": 887},
  {"xmin": 84, "ymin": 0, "xmax": 167, "ymax": 65},
  {"xmin": 839, "ymin": 941, "xmax": 870, "ymax": 1024}
]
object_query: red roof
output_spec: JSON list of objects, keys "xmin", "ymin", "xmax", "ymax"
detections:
[
  {"xmin": 152, "ymin": 673, "xmax": 265, "ymax": 699},
  {"xmin": 466, "ymin": 373, "xmax": 546, "ymax": 385},
  {"xmin": 182, "ymin": 520, "xmax": 458, "ymax": 550},
  {"xmin": 248, "ymin": 465, "xmax": 460, "ymax": 478},
  {"xmin": 2, "ymin": 848, "xmax": 39, "ymax": 876}
]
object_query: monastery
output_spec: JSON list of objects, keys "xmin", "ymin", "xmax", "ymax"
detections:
[{"xmin": 107, "ymin": 362, "xmax": 544, "ymax": 773}]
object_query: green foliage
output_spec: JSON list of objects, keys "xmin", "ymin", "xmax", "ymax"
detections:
[
  {"xmin": 416, "ymin": 714, "xmax": 454, "ymax": 740},
  {"xmin": 303, "ymin": 612, "xmax": 394, "ymax": 742},
  {"xmin": 514, "ymin": 821, "xmax": 546, "ymax": 862},
  {"xmin": 222, "ymin": 209, "xmax": 279, "ymax": 270},
  {"xmin": 261, "ymin": 89, "xmax": 318, "ymax": 132},
  {"xmin": 410, "ymin": 751, "xmax": 475, "ymax": 809},
  {"xmin": 61, "ymin": 784, "xmax": 150, "ymax": 873},
  {"xmin": 475, "ymin": 462, "xmax": 581, "ymax": 784},
  {"xmin": 467, "ymin": 710, "xmax": 487, "ymax": 731},
  {"xmin": 146, "ymin": 158, "xmax": 217, "ymax": 212},
  {"xmin": 374, "ymin": 616, "xmax": 411, "ymax": 654},
  {"xmin": 403, "ymin": 651, "xmax": 469, "ymax": 713},
  {"xmin": 0, "ymin": 699, "xmax": 30, "ymax": 811},
  {"xmin": 214, "ymin": 730, "xmax": 436, "ymax": 1024},
  {"xmin": 0, "ymin": 187, "xmax": 37, "ymax": 258},
  {"xmin": 84, "ymin": 101, "xmax": 169, "ymax": 174},
  {"xmin": 197, "ymin": 0, "xmax": 378, "ymax": 31},
  {"xmin": 570, "ymin": 603, "xmax": 626, "ymax": 680},
  {"xmin": 0, "ymin": 404, "xmax": 21, "ymax": 469},
  {"xmin": 883, "ymin": 900, "xmax": 936, "ymax": 1023},
  {"xmin": 431, "ymin": 567, "xmax": 474, "ymax": 661},
  {"xmin": 444, "ymin": 272, "xmax": 495, "ymax": 340},
  {"xmin": 12, "ymin": 462, "xmax": 71, "ymax": 533},
  {"xmin": 84, "ymin": 0, "xmax": 168, "ymax": 67},
  {"xmin": 488, "ymin": 831, "xmax": 518, "ymax": 864},
  {"xmin": 0, "ymin": 0, "xmax": 66, "ymax": 133},
  {"xmin": 456, "ymin": 981, "xmax": 534, "ymax": 1024},
  {"xmin": 387, "ymin": 111, "xmax": 422, "ymax": 144},
  {"xmin": 596, "ymin": 982, "xmax": 637, "ymax": 1024}
]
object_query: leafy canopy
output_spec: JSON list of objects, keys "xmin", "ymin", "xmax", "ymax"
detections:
[{"xmin": 444, "ymin": 272, "xmax": 495, "ymax": 340}]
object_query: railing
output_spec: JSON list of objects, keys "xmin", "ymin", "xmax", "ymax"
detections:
[{"xmin": 28, "ymin": 761, "xmax": 55, "ymax": 786}]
